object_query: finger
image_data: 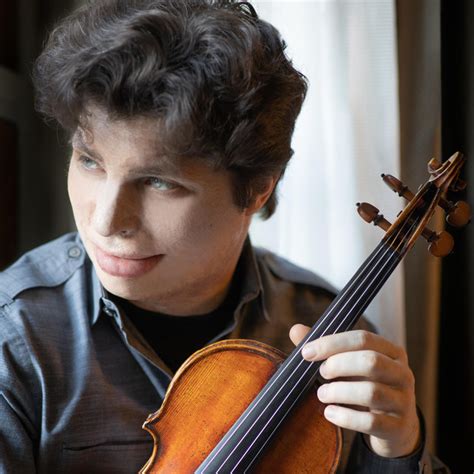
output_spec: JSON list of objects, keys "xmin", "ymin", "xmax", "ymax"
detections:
[
  {"xmin": 322, "ymin": 404, "xmax": 403, "ymax": 440},
  {"xmin": 319, "ymin": 350, "xmax": 415, "ymax": 389},
  {"xmin": 317, "ymin": 381, "xmax": 406, "ymax": 415},
  {"xmin": 301, "ymin": 330, "xmax": 407, "ymax": 362},
  {"xmin": 289, "ymin": 324, "xmax": 311, "ymax": 346}
]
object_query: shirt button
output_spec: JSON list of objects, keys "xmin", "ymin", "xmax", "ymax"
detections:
[
  {"xmin": 102, "ymin": 300, "xmax": 116, "ymax": 316},
  {"xmin": 68, "ymin": 246, "xmax": 82, "ymax": 259}
]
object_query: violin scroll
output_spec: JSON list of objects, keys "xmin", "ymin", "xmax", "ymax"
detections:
[{"xmin": 428, "ymin": 157, "xmax": 442, "ymax": 173}]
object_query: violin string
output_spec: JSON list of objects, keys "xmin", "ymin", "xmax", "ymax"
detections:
[
  {"xmin": 230, "ymin": 219, "xmax": 417, "ymax": 473},
  {"xmin": 200, "ymin": 216, "xmax": 415, "ymax": 473},
  {"xmin": 241, "ymin": 252, "xmax": 404, "ymax": 474},
  {"xmin": 240, "ymin": 255, "xmax": 405, "ymax": 473}
]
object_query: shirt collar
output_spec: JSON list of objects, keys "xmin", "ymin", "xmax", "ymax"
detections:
[
  {"xmin": 85, "ymin": 234, "xmax": 268, "ymax": 326},
  {"xmin": 91, "ymin": 266, "xmax": 107, "ymax": 325},
  {"xmin": 235, "ymin": 236, "xmax": 270, "ymax": 321}
]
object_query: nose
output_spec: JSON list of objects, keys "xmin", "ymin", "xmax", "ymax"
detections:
[{"xmin": 92, "ymin": 181, "xmax": 140, "ymax": 238}]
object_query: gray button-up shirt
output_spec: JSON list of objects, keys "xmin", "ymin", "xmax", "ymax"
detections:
[{"xmin": 0, "ymin": 232, "xmax": 439, "ymax": 473}]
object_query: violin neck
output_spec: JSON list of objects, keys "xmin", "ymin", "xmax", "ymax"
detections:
[
  {"xmin": 300, "ymin": 239, "xmax": 402, "ymax": 343},
  {"xmin": 196, "ymin": 239, "xmax": 402, "ymax": 473}
]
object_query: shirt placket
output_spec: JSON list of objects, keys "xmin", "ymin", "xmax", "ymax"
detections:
[{"xmin": 102, "ymin": 297, "xmax": 174, "ymax": 399}]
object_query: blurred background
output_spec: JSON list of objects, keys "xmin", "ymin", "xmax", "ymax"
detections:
[{"xmin": 0, "ymin": 0, "xmax": 471, "ymax": 471}]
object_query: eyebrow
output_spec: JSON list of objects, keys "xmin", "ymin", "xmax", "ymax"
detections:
[
  {"xmin": 70, "ymin": 133, "xmax": 181, "ymax": 177},
  {"xmin": 71, "ymin": 135, "xmax": 103, "ymax": 162}
]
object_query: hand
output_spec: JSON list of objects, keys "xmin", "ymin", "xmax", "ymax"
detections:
[{"xmin": 289, "ymin": 325, "xmax": 421, "ymax": 458}]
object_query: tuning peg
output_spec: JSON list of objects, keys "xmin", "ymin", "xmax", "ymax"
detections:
[
  {"xmin": 445, "ymin": 200, "xmax": 471, "ymax": 227},
  {"xmin": 356, "ymin": 202, "xmax": 454, "ymax": 257},
  {"xmin": 381, "ymin": 174, "xmax": 414, "ymax": 200},
  {"xmin": 450, "ymin": 178, "xmax": 467, "ymax": 192},
  {"xmin": 423, "ymin": 229, "xmax": 454, "ymax": 257},
  {"xmin": 356, "ymin": 202, "xmax": 391, "ymax": 231}
]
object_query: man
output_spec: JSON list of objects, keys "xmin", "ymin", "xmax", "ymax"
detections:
[{"xmin": 0, "ymin": 0, "xmax": 447, "ymax": 472}]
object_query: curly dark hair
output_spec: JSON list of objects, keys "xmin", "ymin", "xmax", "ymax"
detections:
[{"xmin": 33, "ymin": 0, "xmax": 308, "ymax": 219}]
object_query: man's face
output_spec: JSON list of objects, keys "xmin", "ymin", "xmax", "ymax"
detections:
[{"xmin": 68, "ymin": 107, "xmax": 258, "ymax": 316}]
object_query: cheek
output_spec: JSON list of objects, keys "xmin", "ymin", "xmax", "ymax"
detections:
[
  {"xmin": 67, "ymin": 164, "xmax": 94, "ymax": 227},
  {"xmin": 67, "ymin": 164, "xmax": 81, "ymax": 215},
  {"xmin": 184, "ymin": 199, "xmax": 246, "ymax": 249},
  {"xmin": 145, "ymin": 195, "xmax": 245, "ymax": 252},
  {"xmin": 147, "ymin": 200, "xmax": 211, "ymax": 245}
]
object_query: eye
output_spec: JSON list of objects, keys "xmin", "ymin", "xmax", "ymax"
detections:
[
  {"xmin": 77, "ymin": 155, "xmax": 100, "ymax": 170},
  {"xmin": 144, "ymin": 177, "xmax": 179, "ymax": 191}
]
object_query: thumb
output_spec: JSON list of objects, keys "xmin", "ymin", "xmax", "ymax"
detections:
[{"xmin": 289, "ymin": 323, "xmax": 311, "ymax": 346}]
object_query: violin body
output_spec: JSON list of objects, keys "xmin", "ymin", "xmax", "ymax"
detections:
[{"xmin": 140, "ymin": 339, "xmax": 341, "ymax": 473}]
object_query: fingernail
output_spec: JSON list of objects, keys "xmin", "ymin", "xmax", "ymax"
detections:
[
  {"xmin": 317, "ymin": 384, "xmax": 328, "ymax": 400},
  {"xmin": 325, "ymin": 405, "xmax": 336, "ymax": 419},
  {"xmin": 302, "ymin": 343, "xmax": 317, "ymax": 359}
]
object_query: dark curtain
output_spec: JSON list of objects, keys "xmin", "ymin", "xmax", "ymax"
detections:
[
  {"xmin": 2, "ymin": 0, "xmax": 79, "ymax": 269},
  {"xmin": 438, "ymin": 1, "xmax": 474, "ymax": 472},
  {"xmin": 396, "ymin": 0, "xmax": 441, "ymax": 452}
]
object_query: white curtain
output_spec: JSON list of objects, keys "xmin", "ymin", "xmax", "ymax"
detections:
[{"xmin": 250, "ymin": 0, "xmax": 405, "ymax": 345}]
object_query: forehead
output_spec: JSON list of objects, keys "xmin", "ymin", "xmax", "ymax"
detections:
[{"xmin": 76, "ymin": 107, "xmax": 159, "ymax": 143}]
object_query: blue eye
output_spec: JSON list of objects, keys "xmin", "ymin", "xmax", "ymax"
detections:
[
  {"xmin": 78, "ymin": 155, "xmax": 100, "ymax": 170},
  {"xmin": 144, "ymin": 177, "xmax": 179, "ymax": 191}
]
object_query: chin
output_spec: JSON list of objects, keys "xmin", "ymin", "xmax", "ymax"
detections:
[
  {"xmin": 97, "ymin": 267, "xmax": 173, "ymax": 302},
  {"xmin": 98, "ymin": 271, "xmax": 151, "ymax": 296}
]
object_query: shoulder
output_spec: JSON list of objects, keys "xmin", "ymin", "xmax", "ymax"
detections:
[
  {"xmin": 252, "ymin": 245, "xmax": 376, "ymax": 335},
  {"xmin": 0, "ymin": 233, "xmax": 89, "ymax": 435},
  {"xmin": 0, "ymin": 233, "xmax": 98, "ymax": 398},
  {"xmin": 0, "ymin": 232, "xmax": 86, "ymax": 305},
  {"xmin": 252, "ymin": 246, "xmax": 336, "ymax": 331},
  {"xmin": 254, "ymin": 246, "xmax": 338, "ymax": 297},
  {"xmin": 0, "ymin": 232, "xmax": 94, "ymax": 354}
]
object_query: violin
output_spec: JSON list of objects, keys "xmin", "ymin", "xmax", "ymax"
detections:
[{"xmin": 139, "ymin": 152, "xmax": 469, "ymax": 473}]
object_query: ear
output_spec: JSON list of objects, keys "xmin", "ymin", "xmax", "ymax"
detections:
[{"xmin": 243, "ymin": 175, "xmax": 279, "ymax": 216}]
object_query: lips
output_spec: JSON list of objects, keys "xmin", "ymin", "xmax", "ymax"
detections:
[{"xmin": 94, "ymin": 245, "xmax": 162, "ymax": 278}]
